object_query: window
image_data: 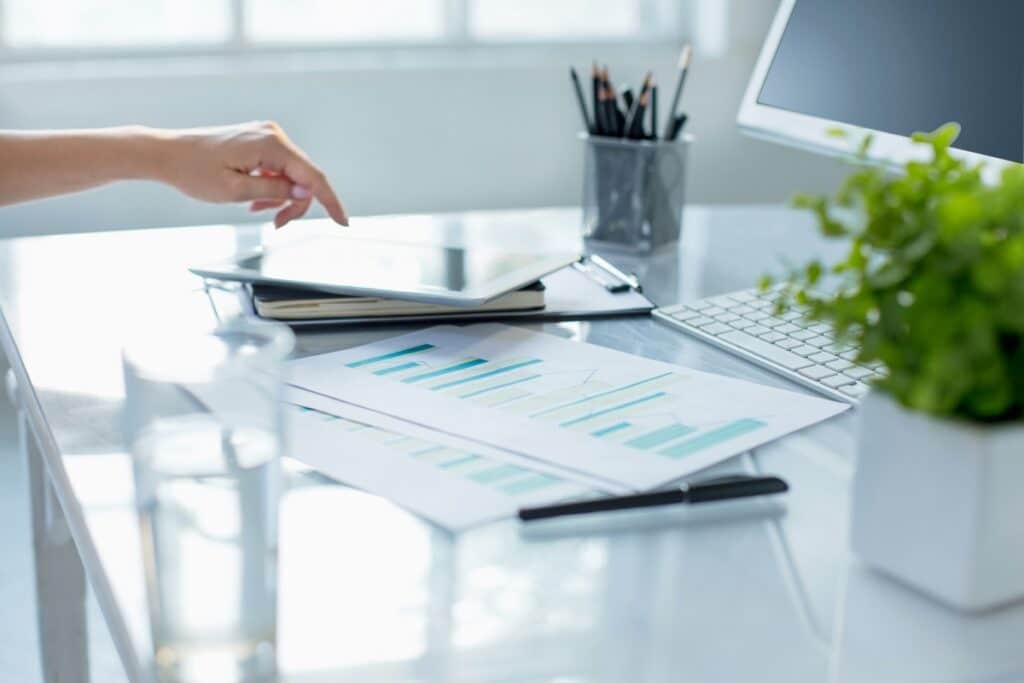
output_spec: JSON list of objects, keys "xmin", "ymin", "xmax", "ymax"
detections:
[{"xmin": 0, "ymin": 0, "xmax": 686, "ymax": 56}]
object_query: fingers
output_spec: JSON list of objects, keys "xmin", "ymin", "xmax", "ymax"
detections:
[
  {"xmin": 257, "ymin": 133, "xmax": 349, "ymax": 226},
  {"xmin": 274, "ymin": 196, "xmax": 312, "ymax": 229},
  {"xmin": 232, "ymin": 173, "xmax": 295, "ymax": 202},
  {"xmin": 250, "ymin": 199, "xmax": 287, "ymax": 212}
]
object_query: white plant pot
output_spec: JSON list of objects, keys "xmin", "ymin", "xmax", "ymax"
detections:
[{"xmin": 851, "ymin": 391, "xmax": 1024, "ymax": 611}]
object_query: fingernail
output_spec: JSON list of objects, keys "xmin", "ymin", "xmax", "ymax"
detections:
[{"xmin": 290, "ymin": 184, "xmax": 312, "ymax": 200}]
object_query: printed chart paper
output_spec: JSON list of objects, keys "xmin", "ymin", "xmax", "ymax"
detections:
[
  {"xmin": 289, "ymin": 324, "xmax": 850, "ymax": 491},
  {"xmin": 285, "ymin": 399, "xmax": 594, "ymax": 531}
]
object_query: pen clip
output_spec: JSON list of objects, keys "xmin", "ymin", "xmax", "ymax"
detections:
[{"xmin": 586, "ymin": 254, "xmax": 643, "ymax": 292}]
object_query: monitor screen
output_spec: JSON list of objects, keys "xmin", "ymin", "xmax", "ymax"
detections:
[{"xmin": 757, "ymin": 0, "xmax": 1024, "ymax": 162}]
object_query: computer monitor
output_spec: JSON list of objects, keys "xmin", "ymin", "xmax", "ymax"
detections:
[{"xmin": 739, "ymin": 0, "xmax": 1024, "ymax": 172}]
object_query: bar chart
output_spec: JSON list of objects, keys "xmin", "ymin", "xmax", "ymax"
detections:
[
  {"xmin": 292, "ymin": 324, "xmax": 848, "ymax": 490},
  {"xmin": 344, "ymin": 340, "xmax": 770, "ymax": 461}
]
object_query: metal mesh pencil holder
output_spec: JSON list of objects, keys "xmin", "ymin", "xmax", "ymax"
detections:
[{"xmin": 581, "ymin": 133, "xmax": 691, "ymax": 252}]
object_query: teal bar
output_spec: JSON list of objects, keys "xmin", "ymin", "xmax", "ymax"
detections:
[
  {"xmin": 374, "ymin": 361, "xmax": 419, "ymax": 376},
  {"xmin": 432, "ymin": 359, "xmax": 542, "ymax": 390},
  {"xmin": 626, "ymin": 423, "xmax": 696, "ymax": 450},
  {"xmin": 346, "ymin": 343, "xmax": 435, "ymax": 368},
  {"xmin": 501, "ymin": 474, "xmax": 560, "ymax": 495},
  {"xmin": 468, "ymin": 464, "xmax": 526, "ymax": 484},
  {"xmin": 460, "ymin": 373, "xmax": 542, "ymax": 398},
  {"xmin": 439, "ymin": 454, "xmax": 480, "ymax": 469},
  {"xmin": 411, "ymin": 445, "xmax": 446, "ymax": 456},
  {"xmin": 530, "ymin": 372, "xmax": 674, "ymax": 418},
  {"xmin": 560, "ymin": 392, "xmax": 667, "ymax": 427},
  {"xmin": 592, "ymin": 421, "xmax": 631, "ymax": 437},
  {"xmin": 402, "ymin": 359, "xmax": 487, "ymax": 384},
  {"xmin": 660, "ymin": 419, "xmax": 767, "ymax": 458}
]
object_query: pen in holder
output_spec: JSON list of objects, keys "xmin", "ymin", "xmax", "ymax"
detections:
[{"xmin": 581, "ymin": 132, "xmax": 692, "ymax": 252}]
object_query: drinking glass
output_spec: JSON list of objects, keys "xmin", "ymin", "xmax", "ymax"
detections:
[{"xmin": 123, "ymin": 317, "xmax": 294, "ymax": 682}]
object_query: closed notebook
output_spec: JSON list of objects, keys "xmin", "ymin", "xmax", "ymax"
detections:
[{"xmin": 253, "ymin": 281, "xmax": 545, "ymax": 320}]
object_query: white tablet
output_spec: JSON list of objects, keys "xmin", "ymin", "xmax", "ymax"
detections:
[{"xmin": 190, "ymin": 235, "xmax": 580, "ymax": 307}]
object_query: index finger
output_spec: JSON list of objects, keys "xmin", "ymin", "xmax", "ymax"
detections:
[{"xmin": 261, "ymin": 137, "xmax": 349, "ymax": 226}]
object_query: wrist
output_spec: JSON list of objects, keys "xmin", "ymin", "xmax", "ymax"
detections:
[{"xmin": 117, "ymin": 126, "xmax": 176, "ymax": 183}]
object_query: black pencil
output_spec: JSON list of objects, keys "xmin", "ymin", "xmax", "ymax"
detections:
[
  {"xmin": 624, "ymin": 72, "xmax": 653, "ymax": 139},
  {"xmin": 621, "ymin": 88, "xmax": 635, "ymax": 112},
  {"xmin": 651, "ymin": 84, "xmax": 659, "ymax": 140},
  {"xmin": 591, "ymin": 61, "xmax": 603, "ymax": 135},
  {"xmin": 668, "ymin": 113, "xmax": 689, "ymax": 141},
  {"xmin": 570, "ymin": 67, "xmax": 594, "ymax": 134},
  {"xmin": 608, "ymin": 82, "xmax": 626, "ymax": 137},
  {"xmin": 663, "ymin": 44, "xmax": 693, "ymax": 139}
]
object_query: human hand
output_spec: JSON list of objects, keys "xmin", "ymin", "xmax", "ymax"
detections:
[{"xmin": 154, "ymin": 121, "xmax": 348, "ymax": 228}]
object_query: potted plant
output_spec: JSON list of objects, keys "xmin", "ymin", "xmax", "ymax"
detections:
[{"xmin": 765, "ymin": 123, "xmax": 1024, "ymax": 611}]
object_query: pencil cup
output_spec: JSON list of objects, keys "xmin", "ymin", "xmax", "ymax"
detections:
[{"xmin": 581, "ymin": 133, "xmax": 691, "ymax": 252}]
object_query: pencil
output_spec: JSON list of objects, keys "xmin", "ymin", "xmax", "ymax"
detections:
[
  {"xmin": 651, "ymin": 84, "xmax": 659, "ymax": 140},
  {"xmin": 591, "ymin": 61, "xmax": 601, "ymax": 134},
  {"xmin": 621, "ymin": 88, "xmax": 635, "ymax": 112},
  {"xmin": 570, "ymin": 67, "xmax": 594, "ymax": 134},
  {"xmin": 608, "ymin": 82, "xmax": 626, "ymax": 137},
  {"xmin": 663, "ymin": 44, "xmax": 693, "ymax": 139},
  {"xmin": 623, "ymin": 72, "xmax": 653, "ymax": 140},
  {"xmin": 668, "ymin": 113, "xmax": 689, "ymax": 141}
]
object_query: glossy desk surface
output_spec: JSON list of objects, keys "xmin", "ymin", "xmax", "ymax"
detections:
[{"xmin": 2, "ymin": 206, "xmax": 1022, "ymax": 682}]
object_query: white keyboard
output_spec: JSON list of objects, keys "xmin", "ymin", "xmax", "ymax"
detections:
[{"xmin": 653, "ymin": 288, "xmax": 883, "ymax": 403}]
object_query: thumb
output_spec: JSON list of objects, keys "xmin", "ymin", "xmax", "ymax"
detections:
[{"xmin": 232, "ymin": 173, "xmax": 296, "ymax": 202}]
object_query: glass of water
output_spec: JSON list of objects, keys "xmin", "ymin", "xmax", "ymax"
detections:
[{"xmin": 123, "ymin": 317, "xmax": 294, "ymax": 682}]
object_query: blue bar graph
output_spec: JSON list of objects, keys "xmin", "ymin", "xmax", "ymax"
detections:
[
  {"xmin": 660, "ymin": 419, "xmax": 766, "ymax": 458},
  {"xmin": 431, "ymin": 359, "xmax": 542, "ymax": 391},
  {"xmin": 561, "ymin": 392, "xmax": 667, "ymax": 427},
  {"xmin": 347, "ymin": 343, "xmax": 435, "ymax": 368},
  {"xmin": 626, "ymin": 424, "xmax": 696, "ymax": 450},
  {"xmin": 374, "ymin": 361, "xmax": 420, "ymax": 376},
  {"xmin": 530, "ymin": 372, "xmax": 674, "ymax": 418},
  {"xmin": 402, "ymin": 359, "xmax": 487, "ymax": 384},
  {"xmin": 469, "ymin": 464, "xmax": 526, "ymax": 484},
  {"xmin": 460, "ymin": 373, "xmax": 542, "ymax": 398},
  {"xmin": 502, "ymin": 474, "xmax": 560, "ymax": 495},
  {"xmin": 440, "ymin": 454, "xmax": 481, "ymax": 469},
  {"xmin": 592, "ymin": 421, "xmax": 631, "ymax": 437}
]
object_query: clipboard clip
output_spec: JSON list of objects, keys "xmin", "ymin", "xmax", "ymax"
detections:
[{"xmin": 573, "ymin": 255, "xmax": 643, "ymax": 294}]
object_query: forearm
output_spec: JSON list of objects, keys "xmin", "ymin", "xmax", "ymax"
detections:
[{"xmin": 0, "ymin": 126, "xmax": 170, "ymax": 205}]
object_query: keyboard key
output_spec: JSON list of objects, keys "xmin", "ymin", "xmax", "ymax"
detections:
[
  {"xmin": 807, "ymin": 336, "xmax": 834, "ymax": 348},
  {"xmin": 809, "ymin": 352, "xmax": 837, "ymax": 364},
  {"xmin": 760, "ymin": 318, "xmax": 785, "ymax": 328},
  {"xmin": 826, "ymin": 359, "xmax": 854, "ymax": 371},
  {"xmin": 689, "ymin": 300, "xmax": 712, "ymax": 311},
  {"xmin": 776, "ymin": 323, "xmax": 801, "ymax": 335},
  {"xmin": 702, "ymin": 306, "xmax": 726, "ymax": 317},
  {"xmin": 792, "ymin": 345, "xmax": 818, "ymax": 356},
  {"xmin": 729, "ymin": 319, "xmax": 755, "ymax": 330},
  {"xmin": 689, "ymin": 316, "xmax": 714, "ymax": 327},
  {"xmin": 781, "ymin": 311, "xmax": 803, "ymax": 321},
  {"xmin": 746, "ymin": 325, "xmax": 771, "ymax": 336},
  {"xmin": 799, "ymin": 366, "xmax": 835, "ymax": 380},
  {"xmin": 840, "ymin": 350, "xmax": 860, "ymax": 361},
  {"xmin": 717, "ymin": 331, "xmax": 815, "ymax": 370},
  {"xmin": 747, "ymin": 311, "xmax": 769, "ymax": 321},
  {"xmin": 840, "ymin": 383, "xmax": 870, "ymax": 398},
  {"xmin": 866, "ymin": 361, "xmax": 884, "ymax": 370},
  {"xmin": 791, "ymin": 330, "xmax": 816, "ymax": 341},
  {"xmin": 760, "ymin": 331, "xmax": 786, "ymax": 343},
  {"xmin": 822, "ymin": 374, "xmax": 856, "ymax": 388},
  {"xmin": 776, "ymin": 338, "xmax": 802, "ymax": 350},
  {"xmin": 707, "ymin": 295, "xmax": 738, "ymax": 308},
  {"xmin": 702, "ymin": 323, "xmax": 733, "ymax": 336},
  {"xmin": 844, "ymin": 366, "xmax": 874, "ymax": 380},
  {"xmin": 729, "ymin": 291, "xmax": 756, "ymax": 303},
  {"xmin": 809, "ymin": 323, "xmax": 831, "ymax": 334},
  {"xmin": 715, "ymin": 313, "xmax": 740, "ymax": 323}
]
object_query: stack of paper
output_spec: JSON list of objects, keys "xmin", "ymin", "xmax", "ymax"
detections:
[{"xmin": 285, "ymin": 324, "xmax": 848, "ymax": 529}]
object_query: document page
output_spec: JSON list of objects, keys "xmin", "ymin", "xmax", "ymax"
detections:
[{"xmin": 288, "ymin": 324, "xmax": 849, "ymax": 491}]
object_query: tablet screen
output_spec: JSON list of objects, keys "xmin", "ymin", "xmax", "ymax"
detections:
[{"xmin": 234, "ymin": 236, "xmax": 573, "ymax": 295}]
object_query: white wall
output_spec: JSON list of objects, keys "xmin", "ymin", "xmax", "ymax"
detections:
[{"xmin": 0, "ymin": 0, "xmax": 846, "ymax": 236}]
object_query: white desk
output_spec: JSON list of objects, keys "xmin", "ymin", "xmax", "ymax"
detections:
[{"xmin": 2, "ymin": 206, "xmax": 1023, "ymax": 682}]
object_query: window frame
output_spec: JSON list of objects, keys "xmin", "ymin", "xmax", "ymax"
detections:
[{"xmin": 0, "ymin": 0, "xmax": 691, "ymax": 64}]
